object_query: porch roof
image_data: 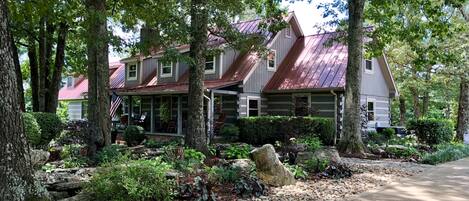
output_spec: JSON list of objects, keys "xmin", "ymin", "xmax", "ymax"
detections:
[{"xmin": 114, "ymin": 80, "xmax": 239, "ymax": 95}]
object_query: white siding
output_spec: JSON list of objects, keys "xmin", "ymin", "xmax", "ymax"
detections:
[{"xmin": 68, "ymin": 101, "xmax": 83, "ymax": 120}]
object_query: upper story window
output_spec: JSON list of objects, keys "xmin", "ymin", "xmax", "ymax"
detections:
[
  {"xmin": 367, "ymin": 100, "xmax": 375, "ymax": 121},
  {"xmin": 267, "ymin": 50, "xmax": 277, "ymax": 71},
  {"xmin": 160, "ymin": 61, "xmax": 173, "ymax": 77},
  {"xmin": 365, "ymin": 59, "xmax": 373, "ymax": 73},
  {"xmin": 205, "ymin": 55, "xmax": 216, "ymax": 74},
  {"xmin": 127, "ymin": 63, "xmax": 138, "ymax": 81},
  {"xmin": 285, "ymin": 26, "xmax": 292, "ymax": 38},
  {"xmin": 66, "ymin": 76, "xmax": 73, "ymax": 88}
]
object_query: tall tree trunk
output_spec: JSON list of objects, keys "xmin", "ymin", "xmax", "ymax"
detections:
[
  {"xmin": 399, "ymin": 96, "xmax": 406, "ymax": 126},
  {"xmin": 411, "ymin": 87, "xmax": 421, "ymax": 119},
  {"xmin": 43, "ymin": 22, "xmax": 54, "ymax": 112},
  {"xmin": 456, "ymin": 78, "xmax": 469, "ymax": 141},
  {"xmin": 10, "ymin": 34, "xmax": 25, "ymax": 112},
  {"xmin": 0, "ymin": 1, "xmax": 48, "ymax": 200},
  {"xmin": 185, "ymin": 0, "xmax": 210, "ymax": 154},
  {"xmin": 28, "ymin": 36, "xmax": 40, "ymax": 112},
  {"xmin": 338, "ymin": 0, "xmax": 365, "ymax": 156},
  {"xmin": 421, "ymin": 67, "xmax": 431, "ymax": 117},
  {"xmin": 85, "ymin": 0, "xmax": 111, "ymax": 156},
  {"xmin": 47, "ymin": 22, "xmax": 68, "ymax": 113},
  {"xmin": 38, "ymin": 17, "xmax": 46, "ymax": 112}
]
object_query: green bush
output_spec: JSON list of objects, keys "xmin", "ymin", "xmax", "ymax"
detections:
[
  {"xmin": 297, "ymin": 136, "xmax": 322, "ymax": 152},
  {"xmin": 304, "ymin": 157, "xmax": 329, "ymax": 173},
  {"xmin": 238, "ymin": 116, "xmax": 335, "ymax": 146},
  {"xmin": 85, "ymin": 158, "xmax": 174, "ymax": 201},
  {"xmin": 207, "ymin": 166, "xmax": 242, "ymax": 183},
  {"xmin": 184, "ymin": 148, "xmax": 206, "ymax": 163},
  {"xmin": 285, "ymin": 164, "xmax": 308, "ymax": 179},
  {"xmin": 144, "ymin": 139, "xmax": 180, "ymax": 149},
  {"xmin": 225, "ymin": 144, "xmax": 252, "ymax": 159},
  {"xmin": 220, "ymin": 124, "xmax": 240, "ymax": 140},
  {"xmin": 61, "ymin": 144, "xmax": 89, "ymax": 168},
  {"xmin": 31, "ymin": 112, "xmax": 63, "ymax": 145},
  {"xmin": 22, "ymin": 113, "xmax": 42, "ymax": 146},
  {"xmin": 123, "ymin": 125, "xmax": 146, "ymax": 146},
  {"xmin": 385, "ymin": 146, "xmax": 421, "ymax": 159},
  {"xmin": 96, "ymin": 145, "xmax": 128, "ymax": 165},
  {"xmin": 408, "ymin": 119, "xmax": 454, "ymax": 146},
  {"xmin": 381, "ymin": 128, "xmax": 396, "ymax": 140},
  {"xmin": 421, "ymin": 143, "xmax": 469, "ymax": 165}
]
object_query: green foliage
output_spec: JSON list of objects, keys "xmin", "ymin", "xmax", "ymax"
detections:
[
  {"xmin": 225, "ymin": 144, "xmax": 252, "ymax": 159},
  {"xmin": 22, "ymin": 113, "xmax": 42, "ymax": 146},
  {"xmin": 184, "ymin": 148, "xmax": 206, "ymax": 163},
  {"xmin": 408, "ymin": 119, "xmax": 454, "ymax": 146},
  {"xmin": 61, "ymin": 144, "xmax": 89, "ymax": 168},
  {"xmin": 297, "ymin": 136, "xmax": 323, "ymax": 152},
  {"xmin": 421, "ymin": 143, "xmax": 469, "ymax": 165},
  {"xmin": 304, "ymin": 158, "xmax": 330, "ymax": 173},
  {"xmin": 85, "ymin": 158, "xmax": 174, "ymax": 201},
  {"xmin": 220, "ymin": 124, "xmax": 240, "ymax": 140},
  {"xmin": 285, "ymin": 164, "xmax": 308, "ymax": 179},
  {"xmin": 123, "ymin": 125, "xmax": 146, "ymax": 146},
  {"xmin": 144, "ymin": 139, "xmax": 180, "ymax": 149},
  {"xmin": 382, "ymin": 128, "xmax": 396, "ymax": 140},
  {"xmin": 207, "ymin": 166, "xmax": 242, "ymax": 183},
  {"xmin": 56, "ymin": 101, "xmax": 69, "ymax": 122},
  {"xmin": 96, "ymin": 145, "xmax": 128, "ymax": 165},
  {"xmin": 387, "ymin": 135, "xmax": 418, "ymax": 147},
  {"xmin": 384, "ymin": 146, "xmax": 421, "ymax": 159},
  {"xmin": 31, "ymin": 112, "xmax": 64, "ymax": 145},
  {"xmin": 41, "ymin": 163, "xmax": 56, "ymax": 173},
  {"xmin": 159, "ymin": 102, "xmax": 171, "ymax": 123},
  {"xmin": 238, "ymin": 116, "xmax": 335, "ymax": 146}
]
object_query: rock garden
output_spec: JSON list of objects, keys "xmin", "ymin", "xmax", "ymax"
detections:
[{"xmin": 24, "ymin": 113, "xmax": 469, "ymax": 201}]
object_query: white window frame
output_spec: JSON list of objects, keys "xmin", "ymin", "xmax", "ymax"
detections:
[
  {"xmin": 267, "ymin": 49, "xmax": 277, "ymax": 71},
  {"xmin": 160, "ymin": 61, "xmax": 173, "ymax": 78},
  {"xmin": 285, "ymin": 25, "xmax": 292, "ymax": 38},
  {"xmin": 292, "ymin": 93, "xmax": 311, "ymax": 116},
  {"xmin": 127, "ymin": 63, "xmax": 138, "ymax": 81},
  {"xmin": 247, "ymin": 96, "xmax": 261, "ymax": 117},
  {"xmin": 365, "ymin": 59, "xmax": 374, "ymax": 74},
  {"xmin": 205, "ymin": 55, "xmax": 216, "ymax": 74},
  {"xmin": 66, "ymin": 76, "xmax": 73, "ymax": 88},
  {"xmin": 367, "ymin": 98, "xmax": 376, "ymax": 122}
]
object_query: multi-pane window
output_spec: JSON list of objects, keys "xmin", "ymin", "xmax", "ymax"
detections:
[
  {"xmin": 285, "ymin": 26, "xmax": 292, "ymax": 38},
  {"xmin": 365, "ymin": 59, "xmax": 373, "ymax": 72},
  {"xmin": 294, "ymin": 96, "xmax": 310, "ymax": 116},
  {"xmin": 367, "ymin": 101, "xmax": 375, "ymax": 121},
  {"xmin": 127, "ymin": 64, "xmax": 137, "ymax": 80},
  {"xmin": 66, "ymin": 76, "xmax": 73, "ymax": 88},
  {"xmin": 248, "ymin": 99, "xmax": 260, "ymax": 117},
  {"xmin": 267, "ymin": 50, "xmax": 276, "ymax": 70},
  {"xmin": 161, "ymin": 61, "xmax": 172, "ymax": 77},
  {"xmin": 205, "ymin": 56, "xmax": 215, "ymax": 74}
]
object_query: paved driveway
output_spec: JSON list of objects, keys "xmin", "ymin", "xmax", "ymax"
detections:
[{"xmin": 355, "ymin": 157, "xmax": 469, "ymax": 201}]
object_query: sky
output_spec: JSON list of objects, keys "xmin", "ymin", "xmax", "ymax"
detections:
[{"xmin": 109, "ymin": 1, "xmax": 335, "ymax": 62}]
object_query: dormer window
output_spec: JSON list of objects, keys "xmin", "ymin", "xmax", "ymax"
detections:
[
  {"xmin": 66, "ymin": 76, "xmax": 73, "ymax": 88},
  {"xmin": 205, "ymin": 55, "xmax": 216, "ymax": 74},
  {"xmin": 285, "ymin": 26, "xmax": 292, "ymax": 38},
  {"xmin": 365, "ymin": 59, "xmax": 373, "ymax": 74},
  {"xmin": 127, "ymin": 63, "xmax": 138, "ymax": 81},
  {"xmin": 267, "ymin": 50, "xmax": 277, "ymax": 71},
  {"xmin": 160, "ymin": 61, "xmax": 173, "ymax": 77}
]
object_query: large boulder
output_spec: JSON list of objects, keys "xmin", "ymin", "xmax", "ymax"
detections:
[
  {"xmin": 230, "ymin": 159, "xmax": 254, "ymax": 175},
  {"xmin": 250, "ymin": 144, "xmax": 295, "ymax": 186},
  {"xmin": 295, "ymin": 147, "xmax": 341, "ymax": 164},
  {"xmin": 31, "ymin": 149, "xmax": 50, "ymax": 167}
]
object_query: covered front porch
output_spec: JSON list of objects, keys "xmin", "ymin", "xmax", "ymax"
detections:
[{"xmin": 112, "ymin": 90, "xmax": 239, "ymax": 136}]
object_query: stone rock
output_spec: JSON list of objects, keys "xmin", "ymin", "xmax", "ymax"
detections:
[
  {"xmin": 53, "ymin": 181, "xmax": 83, "ymax": 191},
  {"xmin": 384, "ymin": 144, "xmax": 408, "ymax": 150},
  {"xmin": 295, "ymin": 147, "xmax": 341, "ymax": 164},
  {"xmin": 58, "ymin": 191, "xmax": 92, "ymax": 201},
  {"xmin": 165, "ymin": 171, "xmax": 180, "ymax": 179},
  {"xmin": 49, "ymin": 191, "xmax": 70, "ymax": 200},
  {"xmin": 230, "ymin": 159, "xmax": 254, "ymax": 175},
  {"xmin": 31, "ymin": 149, "xmax": 50, "ymax": 167},
  {"xmin": 250, "ymin": 144, "xmax": 295, "ymax": 186}
]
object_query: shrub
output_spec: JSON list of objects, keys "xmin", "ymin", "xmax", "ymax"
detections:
[
  {"xmin": 207, "ymin": 166, "xmax": 242, "ymax": 183},
  {"xmin": 31, "ymin": 112, "xmax": 63, "ymax": 145},
  {"xmin": 297, "ymin": 136, "xmax": 322, "ymax": 152},
  {"xmin": 22, "ymin": 113, "xmax": 42, "ymax": 146},
  {"xmin": 220, "ymin": 124, "xmax": 240, "ymax": 140},
  {"xmin": 385, "ymin": 146, "xmax": 421, "ymax": 159},
  {"xmin": 381, "ymin": 128, "xmax": 396, "ymax": 140},
  {"xmin": 238, "ymin": 116, "xmax": 335, "ymax": 146},
  {"xmin": 56, "ymin": 120, "xmax": 89, "ymax": 146},
  {"xmin": 96, "ymin": 144, "xmax": 127, "ymax": 165},
  {"xmin": 304, "ymin": 157, "xmax": 329, "ymax": 173},
  {"xmin": 407, "ymin": 119, "xmax": 454, "ymax": 146},
  {"xmin": 421, "ymin": 143, "xmax": 469, "ymax": 165},
  {"xmin": 225, "ymin": 144, "xmax": 252, "ymax": 159},
  {"xmin": 184, "ymin": 148, "xmax": 206, "ymax": 163},
  {"xmin": 123, "ymin": 125, "xmax": 146, "ymax": 146},
  {"xmin": 61, "ymin": 144, "xmax": 89, "ymax": 168},
  {"xmin": 285, "ymin": 164, "xmax": 308, "ymax": 179},
  {"xmin": 144, "ymin": 139, "xmax": 180, "ymax": 149},
  {"xmin": 86, "ymin": 158, "xmax": 174, "ymax": 201}
]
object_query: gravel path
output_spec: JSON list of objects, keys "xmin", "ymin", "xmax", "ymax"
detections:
[{"xmin": 247, "ymin": 158, "xmax": 433, "ymax": 201}]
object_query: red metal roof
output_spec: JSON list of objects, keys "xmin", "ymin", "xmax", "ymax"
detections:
[
  {"xmin": 264, "ymin": 32, "xmax": 348, "ymax": 92},
  {"xmin": 58, "ymin": 62, "xmax": 125, "ymax": 100}
]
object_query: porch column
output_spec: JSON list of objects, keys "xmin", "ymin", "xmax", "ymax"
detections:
[
  {"xmin": 150, "ymin": 96, "xmax": 155, "ymax": 133},
  {"xmin": 128, "ymin": 95, "xmax": 133, "ymax": 126},
  {"xmin": 177, "ymin": 95, "xmax": 182, "ymax": 135},
  {"xmin": 208, "ymin": 91, "xmax": 214, "ymax": 140}
]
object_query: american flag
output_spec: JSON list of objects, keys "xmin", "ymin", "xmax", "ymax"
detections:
[{"xmin": 110, "ymin": 91, "xmax": 123, "ymax": 118}]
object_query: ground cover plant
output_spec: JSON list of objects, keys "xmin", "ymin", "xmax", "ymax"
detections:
[{"xmin": 421, "ymin": 143, "xmax": 469, "ymax": 165}]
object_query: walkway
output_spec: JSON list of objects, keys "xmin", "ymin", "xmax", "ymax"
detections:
[{"xmin": 355, "ymin": 157, "xmax": 469, "ymax": 201}]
